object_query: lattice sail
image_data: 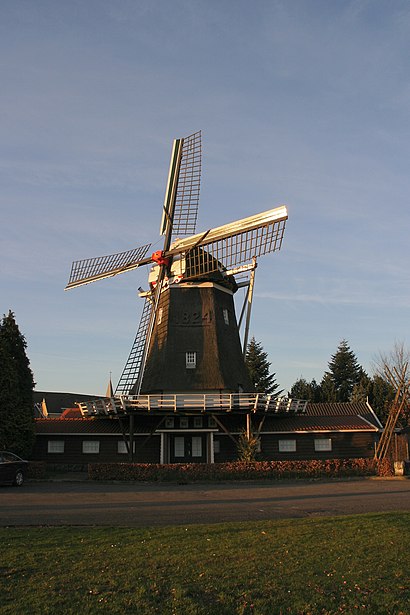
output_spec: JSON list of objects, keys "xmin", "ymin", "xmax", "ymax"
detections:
[
  {"xmin": 171, "ymin": 131, "xmax": 201, "ymax": 237},
  {"xmin": 66, "ymin": 244, "xmax": 151, "ymax": 290},
  {"xmin": 171, "ymin": 205, "xmax": 287, "ymax": 279},
  {"xmin": 115, "ymin": 297, "xmax": 153, "ymax": 395}
]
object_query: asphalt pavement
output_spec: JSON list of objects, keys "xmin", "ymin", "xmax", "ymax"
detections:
[{"xmin": 1, "ymin": 476, "xmax": 409, "ymax": 527}]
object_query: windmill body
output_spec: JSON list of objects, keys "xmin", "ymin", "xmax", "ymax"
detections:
[{"xmin": 138, "ymin": 279, "xmax": 252, "ymax": 394}]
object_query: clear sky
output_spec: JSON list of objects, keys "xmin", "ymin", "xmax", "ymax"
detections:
[{"xmin": 1, "ymin": 0, "xmax": 410, "ymax": 395}]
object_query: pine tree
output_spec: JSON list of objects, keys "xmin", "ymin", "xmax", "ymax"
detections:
[
  {"xmin": 0, "ymin": 311, "xmax": 35, "ymax": 457},
  {"xmin": 322, "ymin": 339, "xmax": 363, "ymax": 402},
  {"xmin": 245, "ymin": 337, "xmax": 282, "ymax": 396},
  {"xmin": 289, "ymin": 377, "xmax": 321, "ymax": 401}
]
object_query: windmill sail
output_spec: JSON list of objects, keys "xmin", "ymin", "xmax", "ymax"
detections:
[
  {"xmin": 170, "ymin": 205, "xmax": 287, "ymax": 279},
  {"xmin": 65, "ymin": 244, "xmax": 151, "ymax": 290},
  {"xmin": 115, "ymin": 297, "xmax": 154, "ymax": 395},
  {"xmin": 160, "ymin": 131, "xmax": 201, "ymax": 241},
  {"xmin": 171, "ymin": 130, "xmax": 201, "ymax": 238}
]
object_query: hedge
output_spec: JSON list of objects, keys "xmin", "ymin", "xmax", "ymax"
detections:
[
  {"xmin": 26, "ymin": 461, "xmax": 47, "ymax": 479},
  {"xmin": 88, "ymin": 458, "xmax": 379, "ymax": 482}
]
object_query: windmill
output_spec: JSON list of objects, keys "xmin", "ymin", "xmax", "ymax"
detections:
[{"xmin": 65, "ymin": 131, "xmax": 288, "ymax": 398}]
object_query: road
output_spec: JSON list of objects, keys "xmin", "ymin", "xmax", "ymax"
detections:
[{"xmin": 1, "ymin": 478, "xmax": 409, "ymax": 527}]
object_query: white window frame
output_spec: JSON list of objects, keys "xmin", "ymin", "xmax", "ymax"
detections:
[
  {"xmin": 278, "ymin": 439, "xmax": 296, "ymax": 453},
  {"xmin": 47, "ymin": 440, "xmax": 65, "ymax": 454},
  {"xmin": 191, "ymin": 436, "xmax": 203, "ymax": 457},
  {"xmin": 117, "ymin": 440, "xmax": 136, "ymax": 454},
  {"xmin": 82, "ymin": 440, "xmax": 100, "ymax": 454},
  {"xmin": 157, "ymin": 307, "xmax": 163, "ymax": 325},
  {"xmin": 174, "ymin": 436, "xmax": 185, "ymax": 457},
  {"xmin": 314, "ymin": 438, "xmax": 332, "ymax": 452},
  {"xmin": 186, "ymin": 351, "xmax": 197, "ymax": 369}
]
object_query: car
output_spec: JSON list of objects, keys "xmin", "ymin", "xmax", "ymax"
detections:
[{"xmin": 0, "ymin": 451, "xmax": 28, "ymax": 486}]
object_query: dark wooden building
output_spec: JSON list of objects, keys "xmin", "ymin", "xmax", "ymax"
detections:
[{"xmin": 32, "ymin": 401, "xmax": 382, "ymax": 466}]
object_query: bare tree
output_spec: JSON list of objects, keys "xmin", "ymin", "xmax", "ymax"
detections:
[{"xmin": 372, "ymin": 341, "xmax": 410, "ymax": 384}]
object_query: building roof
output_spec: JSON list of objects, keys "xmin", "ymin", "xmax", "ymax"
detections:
[
  {"xmin": 33, "ymin": 391, "xmax": 104, "ymax": 415},
  {"xmin": 35, "ymin": 401, "xmax": 381, "ymax": 435}
]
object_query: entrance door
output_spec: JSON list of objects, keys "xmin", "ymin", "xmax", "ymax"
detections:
[{"xmin": 169, "ymin": 434, "xmax": 207, "ymax": 463}]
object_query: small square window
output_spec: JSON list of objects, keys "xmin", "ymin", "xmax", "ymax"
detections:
[
  {"xmin": 117, "ymin": 441, "xmax": 136, "ymax": 454},
  {"xmin": 194, "ymin": 416, "xmax": 203, "ymax": 428},
  {"xmin": 165, "ymin": 417, "xmax": 175, "ymax": 429},
  {"xmin": 180, "ymin": 417, "xmax": 189, "ymax": 429},
  {"xmin": 186, "ymin": 351, "xmax": 197, "ymax": 369},
  {"xmin": 278, "ymin": 439, "xmax": 296, "ymax": 452},
  {"xmin": 48, "ymin": 440, "xmax": 64, "ymax": 453},
  {"xmin": 223, "ymin": 309, "xmax": 229, "ymax": 325},
  {"xmin": 314, "ymin": 438, "xmax": 332, "ymax": 452},
  {"xmin": 82, "ymin": 440, "xmax": 100, "ymax": 454},
  {"xmin": 208, "ymin": 416, "xmax": 217, "ymax": 428}
]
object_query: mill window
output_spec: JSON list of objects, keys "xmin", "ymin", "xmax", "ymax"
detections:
[
  {"xmin": 186, "ymin": 351, "xmax": 197, "ymax": 369},
  {"xmin": 223, "ymin": 309, "xmax": 229, "ymax": 325}
]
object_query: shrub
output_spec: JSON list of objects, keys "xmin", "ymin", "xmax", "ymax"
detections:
[
  {"xmin": 88, "ymin": 458, "xmax": 377, "ymax": 482},
  {"xmin": 27, "ymin": 461, "xmax": 47, "ymax": 479}
]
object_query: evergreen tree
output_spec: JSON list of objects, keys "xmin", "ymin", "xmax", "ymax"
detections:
[
  {"xmin": 322, "ymin": 340, "xmax": 363, "ymax": 402},
  {"xmin": 289, "ymin": 377, "xmax": 321, "ymax": 402},
  {"xmin": 0, "ymin": 311, "xmax": 35, "ymax": 457},
  {"xmin": 367, "ymin": 374, "xmax": 396, "ymax": 425},
  {"xmin": 245, "ymin": 337, "xmax": 282, "ymax": 396}
]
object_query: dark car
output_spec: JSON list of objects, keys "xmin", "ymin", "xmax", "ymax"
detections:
[{"xmin": 0, "ymin": 451, "xmax": 28, "ymax": 486}]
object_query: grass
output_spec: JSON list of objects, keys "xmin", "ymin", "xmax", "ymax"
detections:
[{"xmin": 1, "ymin": 513, "xmax": 409, "ymax": 614}]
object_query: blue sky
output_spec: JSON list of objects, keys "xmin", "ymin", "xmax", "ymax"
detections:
[{"xmin": 1, "ymin": 0, "xmax": 410, "ymax": 395}]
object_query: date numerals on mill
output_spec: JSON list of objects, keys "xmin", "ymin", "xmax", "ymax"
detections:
[{"xmin": 175, "ymin": 311, "xmax": 213, "ymax": 326}]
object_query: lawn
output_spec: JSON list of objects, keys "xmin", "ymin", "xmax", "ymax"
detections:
[{"xmin": 1, "ymin": 513, "xmax": 409, "ymax": 614}]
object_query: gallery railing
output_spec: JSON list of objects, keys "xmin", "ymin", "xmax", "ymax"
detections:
[{"xmin": 75, "ymin": 394, "xmax": 307, "ymax": 417}]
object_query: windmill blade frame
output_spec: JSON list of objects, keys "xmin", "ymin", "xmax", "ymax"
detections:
[
  {"xmin": 65, "ymin": 243, "xmax": 152, "ymax": 290},
  {"xmin": 115, "ymin": 296, "xmax": 154, "ymax": 396},
  {"xmin": 169, "ymin": 205, "xmax": 287, "ymax": 279}
]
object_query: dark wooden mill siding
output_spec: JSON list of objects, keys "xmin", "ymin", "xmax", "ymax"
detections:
[{"xmin": 141, "ymin": 283, "xmax": 252, "ymax": 393}]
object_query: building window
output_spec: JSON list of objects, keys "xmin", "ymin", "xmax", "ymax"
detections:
[
  {"xmin": 314, "ymin": 438, "xmax": 332, "ymax": 452},
  {"xmin": 223, "ymin": 309, "xmax": 229, "ymax": 325},
  {"xmin": 117, "ymin": 441, "xmax": 135, "ymax": 454},
  {"xmin": 157, "ymin": 308, "xmax": 163, "ymax": 325},
  {"xmin": 186, "ymin": 351, "xmax": 197, "ymax": 369},
  {"xmin": 278, "ymin": 439, "xmax": 296, "ymax": 452},
  {"xmin": 194, "ymin": 416, "xmax": 203, "ymax": 428},
  {"xmin": 165, "ymin": 417, "xmax": 175, "ymax": 429},
  {"xmin": 174, "ymin": 436, "xmax": 184, "ymax": 457},
  {"xmin": 192, "ymin": 436, "xmax": 202, "ymax": 457},
  {"xmin": 82, "ymin": 440, "xmax": 100, "ymax": 454},
  {"xmin": 180, "ymin": 417, "xmax": 189, "ymax": 429},
  {"xmin": 47, "ymin": 440, "xmax": 64, "ymax": 453},
  {"xmin": 208, "ymin": 416, "xmax": 217, "ymax": 428},
  {"xmin": 213, "ymin": 439, "xmax": 220, "ymax": 454}
]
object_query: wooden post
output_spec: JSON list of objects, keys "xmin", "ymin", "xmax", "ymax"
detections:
[{"xmin": 129, "ymin": 413, "xmax": 135, "ymax": 462}]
